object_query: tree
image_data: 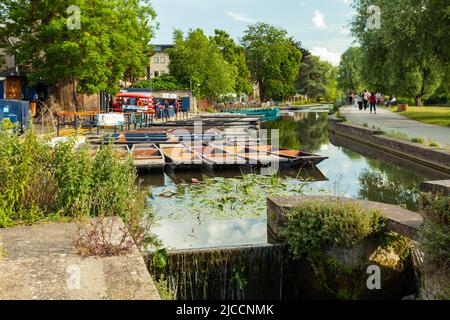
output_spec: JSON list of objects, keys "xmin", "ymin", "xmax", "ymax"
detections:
[
  {"xmin": 0, "ymin": 0, "xmax": 157, "ymax": 110},
  {"xmin": 337, "ymin": 47, "xmax": 365, "ymax": 93},
  {"xmin": 351, "ymin": 0, "xmax": 447, "ymax": 105},
  {"xmin": 133, "ymin": 75, "xmax": 187, "ymax": 91},
  {"xmin": 297, "ymin": 53, "xmax": 339, "ymax": 101},
  {"xmin": 212, "ymin": 30, "xmax": 253, "ymax": 97},
  {"xmin": 167, "ymin": 29, "xmax": 234, "ymax": 100},
  {"xmin": 241, "ymin": 23, "xmax": 302, "ymax": 102}
]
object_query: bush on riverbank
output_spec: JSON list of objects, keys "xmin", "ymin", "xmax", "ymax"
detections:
[
  {"xmin": 418, "ymin": 194, "xmax": 450, "ymax": 269},
  {"xmin": 283, "ymin": 201, "xmax": 386, "ymax": 259},
  {"xmin": 282, "ymin": 201, "xmax": 417, "ymax": 299},
  {"xmin": 0, "ymin": 119, "xmax": 155, "ymax": 252}
]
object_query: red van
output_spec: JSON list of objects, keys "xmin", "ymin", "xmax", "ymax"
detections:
[{"xmin": 112, "ymin": 92, "xmax": 155, "ymax": 113}]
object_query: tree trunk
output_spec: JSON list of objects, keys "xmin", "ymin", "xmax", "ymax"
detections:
[
  {"xmin": 48, "ymin": 79, "xmax": 76, "ymax": 112},
  {"xmin": 71, "ymin": 77, "xmax": 80, "ymax": 112},
  {"xmin": 48, "ymin": 78, "xmax": 81, "ymax": 112},
  {"xmin": 259, "ymin": 80, "xmax": 265, "ymax": 102},
  {"xmin": 415, "ymin": 95, "xmax": 423, "ymax": 106}
]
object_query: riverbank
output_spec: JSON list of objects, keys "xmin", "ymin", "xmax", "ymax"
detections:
[
  {"xmin": 339, "ymin": 106, "xmax": 450, "ymax": 147},
  {"xmin": 329, "ymin": 116, "xmax": 450, "ymax": 175}
]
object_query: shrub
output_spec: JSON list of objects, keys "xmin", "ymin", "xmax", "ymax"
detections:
[
  {"xmin": 411, "ymin": 137, "xmax": 425, "ymax": 144},
  {"xmin": 0, "ymin": 121, "xmax": 156, "ymax": 254},
  {"xmin": 418, "ymin": 194, "xmax": 450, "ymax": 270},
  {"xmin": 282, "ymin": 200, "xmax": 386, "ymax": 259}
]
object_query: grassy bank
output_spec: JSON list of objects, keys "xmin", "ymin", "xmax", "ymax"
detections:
[
  {"xmin": 387, "ymin": 106, "xmax": 450, "ymax": 127},
  {"xmin": 0, "ymin": 119, "xmax": 155, "ymax": 251}
]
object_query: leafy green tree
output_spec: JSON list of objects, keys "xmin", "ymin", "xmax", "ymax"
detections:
[
  {"xmin": 241, "ymin": 23, "xmax": 302, "ymax": 102},
  {"xmin": 167, "ymin": 29, "xmax": 234, "ymax": 100},
  {"xmin": 337, "ymin": 47, "xmax": 365, "ymax": 93},
  {"xmin": 133, "ymin": 75, "xmax": 188, "ymax": 91},
  {"xmin": 351, "ymin": 0, "xmax": 447, "ymax": 105},
  {"xmin": 212, "ymin": 30, "xmax": 253, "ymax": 97},
  {"xmin": 297, "ymin": 53, "xmax": 339, "ymax": 101},
  {"xmin": 0, "ymin": 0, "xmax": 157, "ymax": 110}
]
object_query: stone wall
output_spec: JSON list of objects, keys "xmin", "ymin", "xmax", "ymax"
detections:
[
  {"xmin": 329, "ymin": 118, "xmax": 450, "ymax": 174},
  {"xmin": 268, "ymin": 196, "xmax": 423, "ymax": 240}
]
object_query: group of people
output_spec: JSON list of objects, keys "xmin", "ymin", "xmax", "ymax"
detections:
[
  {"xmin": 349, "ymin": 91, "xmax": 398, "ymax": 115},
  {"xmin": 155, "ymin": 99, "xmax": 180, "ymax": 120},
  {"xmin": 354, "ymin": 91, "xmax": 381, "ymax": 114}
]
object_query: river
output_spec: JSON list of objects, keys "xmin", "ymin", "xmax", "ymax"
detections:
[{"xmin": 141, "ymin": 111, "xmax": 444, "ymax": 250}]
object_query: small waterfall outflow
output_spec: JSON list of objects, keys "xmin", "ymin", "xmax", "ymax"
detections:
[{"xmin": 147, "ymin": 244, "xmax": 304, "ymax": 300}]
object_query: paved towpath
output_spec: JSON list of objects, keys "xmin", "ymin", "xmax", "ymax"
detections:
[{"xmin": 340, "ymin": 106, "xmax": 450, "ymax": 147}]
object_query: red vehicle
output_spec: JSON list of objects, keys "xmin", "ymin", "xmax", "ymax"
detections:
[{"xmin": 112, "ymin": 92, "xmax": 155, "ymax": 113}]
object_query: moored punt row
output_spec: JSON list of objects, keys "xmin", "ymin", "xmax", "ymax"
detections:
[{"xmin": 80, "ymin": 141, "xmax": 328, "ymax": 171}]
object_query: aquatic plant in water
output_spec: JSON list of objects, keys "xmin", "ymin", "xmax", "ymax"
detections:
[{"xmin": 150, "ymin": 174, "xmax": 306, "ymax": 221}]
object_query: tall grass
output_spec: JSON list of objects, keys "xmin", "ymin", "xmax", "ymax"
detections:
[{"xmin": 0, "ymin": 119, "xmax": 152, "ymax": 235}]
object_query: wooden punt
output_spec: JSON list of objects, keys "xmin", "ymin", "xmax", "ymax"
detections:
[
  {"xmin": 159, "ymin": 144, "xmax": 203, "ymax": 171},
  {"xmin": 210, "ymin": 143, "xmax": 279, "ymax": 167},
  {"xmin": 131, "ymin": 144, "xmax": 165, "ymax": 170},
  {"xmin": 112, "ymin": 145, "xmax": 131, "ymax": 160},
  {"xmin": 249, "ymin": 145, "xmax": 328, "ymax": 167},
  {"xmin": 186, "ymin": 144, "xmax": 247, "ymax": 170}
]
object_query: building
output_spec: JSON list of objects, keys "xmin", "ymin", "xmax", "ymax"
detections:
[
  {"xmin": 0, "ymin": 49, "xmax": 22, "ymax": 100},
  {"xmin": 147, "ymin": 44, "xmax": 173, "ymax": 79}
]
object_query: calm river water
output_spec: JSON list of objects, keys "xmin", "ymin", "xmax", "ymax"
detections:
[{"xmin": 141, "ymin": 111, "xmax": 446, "ymax": 250}]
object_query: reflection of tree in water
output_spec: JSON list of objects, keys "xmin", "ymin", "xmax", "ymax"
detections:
[
  {"xmin": 358, "ymin": 160, "xmax": 424, "ymax": 210},
  {"xmin": 340, "ymin": 148, "xmax": 363, "ymax": 160},
  {"xmin": 264, "ymin": 113, "xmax": 329, "ymax": 152}
]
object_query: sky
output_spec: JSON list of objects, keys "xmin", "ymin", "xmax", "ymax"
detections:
[{"xmin": 150, "ymin": 0, "xmax": 356, "ymax": 66}]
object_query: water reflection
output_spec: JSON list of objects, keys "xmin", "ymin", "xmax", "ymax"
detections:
[{"xmin": 142, "ymin": 111, "xmax": 445, "ymax": 249}]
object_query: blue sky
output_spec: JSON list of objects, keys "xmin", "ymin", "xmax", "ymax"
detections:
[{"xmin": 151, "ymin": 0, "xmax": 356, "ymax": 65}]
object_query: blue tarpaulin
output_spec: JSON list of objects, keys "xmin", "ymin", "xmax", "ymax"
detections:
[{"xmin": 0, "ymin": 99, "xmax": 30, "ymax": 129}]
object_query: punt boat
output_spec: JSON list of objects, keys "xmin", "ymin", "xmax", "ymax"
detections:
[
  {"xmin": 185, "ymin": 143, "xmax": 247, "ymax": 170},
  {"xmin": 159, "ymin": 144, "xmax": 203, "ymax": 171},
  {"xmin": 131, "ymin": 144, "xmax": 165, "ymax": 170},
  {"xmin": 249, "ymin": 145, "xmax": 328, "ymax": 167},
  {"xmin": 210, "ymin": 143, "xmax": 279, "ymax": 167}
]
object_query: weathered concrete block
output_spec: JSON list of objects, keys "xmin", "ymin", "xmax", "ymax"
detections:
[
  {"xmin": 420, "ymin": 180, "xmax": 450, "ymax": 196},
  {"xmin": 0, "ymin": 220, "xmax": 160, "ymax": 300},
  {"xmin": 268, "ymin": 196, "xmax": 423, "ymax": 240}
]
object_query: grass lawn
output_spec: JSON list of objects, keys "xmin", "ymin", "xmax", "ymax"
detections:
[{"xmin": 387, "ymin": 106, "xmax": 450, "ymax": 127}]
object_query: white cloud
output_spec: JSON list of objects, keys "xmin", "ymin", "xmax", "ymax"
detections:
[
  {"xmin": 310, "ymin": 46, "xmax": 341, "ymax": 66},
  {"xmin": 226, "ymin": 11, "xmax": 257, "ymax": 23},
  {"xmin": 312, "ymin": 10, "xmax": 327, "ymax": 30}
]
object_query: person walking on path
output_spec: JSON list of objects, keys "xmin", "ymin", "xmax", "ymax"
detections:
[
  {"xmin": 369, "ymin": 93, "xmax": 377, "ymax": 114},
  {"xmin": 363, "ymin": 90, "xmax": 370, "ymax": 111},
  {"xmin": 376, "ymin": 92, "xmax": 382, "ymax": 106},
  {"xmin": 357, "ymin": 93, "xmax": 363, "ymax": 110}
]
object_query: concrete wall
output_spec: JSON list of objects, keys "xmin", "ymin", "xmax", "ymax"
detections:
[
  {"xmin": 329, "ymin": 118, "xmax": 450, "ymax": 174},
  {"xmin": 268, "ymin": 196, "xmax": 423, "ymax": 240}
]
